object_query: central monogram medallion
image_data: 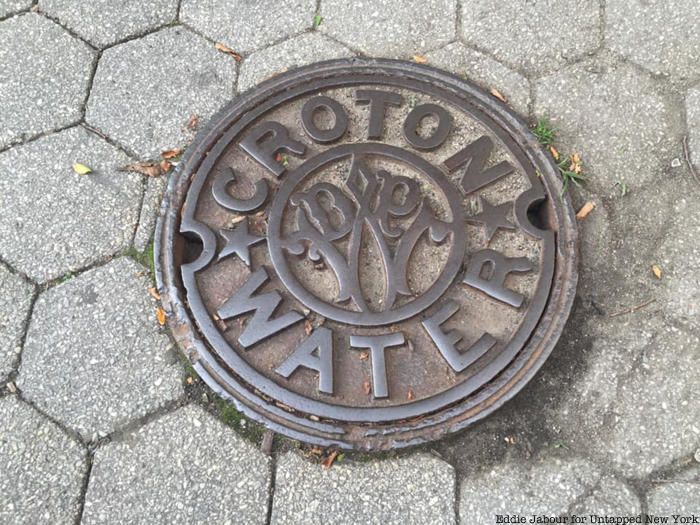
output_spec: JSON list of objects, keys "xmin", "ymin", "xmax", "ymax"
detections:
[
  {"xmin": 268, "ymin": 144, "xmax": 465, "ymax": 326},
  {"xmin": 156, "ymin": 59, "xmax": 578, "ymax": 449}
]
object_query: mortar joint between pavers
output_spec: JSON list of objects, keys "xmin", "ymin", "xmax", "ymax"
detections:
[
  {"xmin": 265, "ymin": 449, "xmax": 279, "ymax": 525},
  {"xmin": 88, "ymin": 395, "xmax": 191, "ymax": 450},
  {"xmin": 3, "ymin": 283, "xmax": 38, "ymax": 387},
  {"xmin": 98, "ymin": 20, "xmax": 182, "ymax": 53},
  {"xmin": 73, "ymin": 448, "xmax": 95, "ymax": 525},
  {"xmin": 36, "ymin": 10, "xmax": 99, "ymax": 52},
  {"xmin": 0, "ymin": 120, "xmax": 81, "ymax": 155},
  {"xmin": 0, "ymin": 4, "xmax": 32, "ymax": 22},
  {"xmin": 17, "ymin": 392, "xmax": 89, "ymax": 448}
]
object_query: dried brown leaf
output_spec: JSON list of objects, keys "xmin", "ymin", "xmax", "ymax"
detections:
[
  {"xmin": 363, "ymin": 379, "xmax": 371, "ymax": 395},
  {"xmin": 407, "ymin": 389, "xmax": 415, "ymax": 401},
  {"xmin": 549, "ymin": 145, "xmax": 560, "ymax": 160},
  {"xmin": 147, "ymin": 287, "xmax": 160, "ymax": 301},
  {"xmin": 570, "ymin": 152, "xmax": 583, "ymax": 174},
  {"xmin": 652, "ymin": 264, "xmax": 662, "ymax": 279},
  {"xmin": 490, "ymin": 87, "xmax": 506, "ymax": 103},
  {"xmin": 156, "ymin": 307, "xmax": 166, "ymax": 326},
  {"xmin": 575, "ymin": 201, "xmax": 595, "ymax": 220},
  {"xmin": 321, "ymin": 450, "xmax": 339, "ymax": 469},
  {"xmin": 159, "ymin": 159, "xmax": 172, "ymax": 173},
  {"xmin": 215, "ymin": 42, "xmax": 242, "ymax": 61},
  {"xmin": 412, "ymin": 55, "xmax": 428, "ymax": 64},
  {"xmin": 304, "ymin": 319, "xmax": 313, "ymax": 335},
  {"xmin": 186, "ymin": 376, "xmax": 194, "ymax": 385},
  {"xmin": 185, "ymin": 114, "xmax": 199, "ymax": 130},
  {"xmin": 161, "ymin": 148, "xmax": 183, "ymax": 159},
  {"xmin": 358, "ymin": 351, "xmax": 369, "ymax": 361},
  {"xmin": 120, "ymin": 162, "xmax": 163, "ymax": 177}
]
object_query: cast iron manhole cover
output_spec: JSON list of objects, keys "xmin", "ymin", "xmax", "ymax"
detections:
[{"xmin": 156, "ymin": 59, "xmax": 577, "ymax": 450}]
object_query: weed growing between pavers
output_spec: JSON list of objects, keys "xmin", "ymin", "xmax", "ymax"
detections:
[{"xmin": 531, "ymin": 118, "xmax": 586, "ymax": 196}]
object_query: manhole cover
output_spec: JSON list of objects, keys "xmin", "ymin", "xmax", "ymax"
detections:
[{"xmin": 156, "ymin": 59, "xmax": 577, "ymax": 450}]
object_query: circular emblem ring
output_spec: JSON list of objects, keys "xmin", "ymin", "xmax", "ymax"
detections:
[{"xmin": 156, "ymin": 59, "xmax": 578, "ymax": 450}]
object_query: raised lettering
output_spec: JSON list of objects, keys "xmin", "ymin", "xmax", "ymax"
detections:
[
  {"xmin": 422, "ymin": 300, "xmax": 496, "ymax": 372},
  {"xmin": 275, "ymin": 327, "xmax": 334, "ymax": 394},
  {"xmin": 217, "ymin": 267, "xmax": 303, "ymax": 347},
  {"xmin": 443, "ymin": 136, "xmax": 513, "ymax": 194},
  {"xmin": 463, "ymin": 249, "xmax": 533, "ymax": 308},
  {"xmin": 350, "ymin": 333, "xmax": 404, "ymax": 398},
  {"xmin": 239, "ymin": 121, "xmax": 306, "ymax": 177}
]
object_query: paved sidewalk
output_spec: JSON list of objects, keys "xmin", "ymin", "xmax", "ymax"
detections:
[{"xmin": 1, "ymin": 0, "xmax": 699, "ymax": 523}]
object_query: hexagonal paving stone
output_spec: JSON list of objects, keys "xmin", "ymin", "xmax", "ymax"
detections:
[
  {"xmin": 0, "ymin": 264, "xmax": 33, "ymax": 380},
  {"xmin": 550, "ymin": 316, "xmax": 699, "ymax": 478},
  {"xmin": 39, "ymin": 0, "xmax": 178, "ymax": 48},
  {"xmin": 606, "ymin": 0, "xmax": 700, "ymax": 81},
  {"xmin": 86, "ymin": 27, "xmax": 236, "ymax": 160},
  {"xmin": 534, "ymin": 56, "xmax": 679, "ymax": 193},
  {"xmin": 459, "ymin": 456, "xmax": 639, "ymax": 521},
  {"xmin": 0, "ymin": 126, "xmax": 141, "ymax": 283},
  {"xmin": 237, "ymin": 33, "xmax": 353, "ymax": 93},
  {"xmin": 17, "ymin": 257, "xmax": 183, "ymax": 439},
  {"xmin": 460, "ymin": 0, "xmax": 600, "ymax": 76},
  {"xmin": 0, "ymin": 396, "xmax": 87, "ymax": 525},
  {"xmin": 0, "ymin": 0, "xmax": 31, "ymax": 17},
  {"xmin": 82, "ymin": 404, "xmax": 271, "ymax": 524},
  {"xmin": 271, "ymin": 452, "xmax": 455, "ymax": 524},
  {"xmin": 425, "ymin": 42, "xmax": 530, "ymax": 116},
  {"xmin": 181, "ymin": 0, "xmax": 316, "ymax": 56},
  {"xmin": 320, "ymin": 0, "xmax": 456, "ymax": 57},
  {"xmin": 0, "ymin": 13, "xmax": 94, "ymax": 149},
  {"xmin": 647, "ymin": 466, "xmax": 700, "ymax": 515},
  {"xmin": 688, "ymin": 85, "xmax": 700, "ymax": 170}
]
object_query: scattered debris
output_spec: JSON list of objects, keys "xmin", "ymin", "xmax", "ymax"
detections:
[
  {"xmin": 608, "ymin": 298, "xmax": 656, "ymax": 319},
  {"xmin": 312, "ymin": 14, "xmax": 323, "ymax": 28},
  {"xmin": 185, "ymin": 114, "xmax": 200, "ymax": 131},
  {"xmin": 215, "ymin": 42, "xmax": 242, "ymax": 61},
  {"xmin": 159, "ymin": 159, "xmax": 172, "ymax": 173},
  {"xmin": 549, "ymin": 145, "xmax": 560, "ymax": 160},
  {"xmin": 72, "ymin": 162, "xmax": 92, "ymax": 175},
  {"xmin": 147, "ymin": 287, "xmax": 160, "ymax": 301},
  {"xmin": 161, "ymin": 148, "xmax": 183, "ymax": 159},
  {"xmin": 156, "ymin": 307, "xmax": 166, "ymax": 326},
  {"xmin": 651, "ymin": 264, "xmax": 663, "ymax": 279},
  {"xmin": 504, "ymin": 434, "xmax": 517, "ymax": 445},
  {"xmin": 407, "ymin": 389, "xmax": 415, "ymax": 401},
  {"xmin": 321, "ymin": 450, "xmax": 339, "ymax": 469},
  {"xmin": 358, "ymin": 350, "xmax": 369, "ymax": 360},
  {"xmin": 362, "ymin": 378, "xmax": 371, "ymax": 395},
  {"xmin": 671, "ymin": 158, "xmax": 682, "ymax": 168},
  {"xmin": 412, "ymin": 55, "xmax": 428, "ymax": 64},
  {"xmin": 186, "ymin": 376, "xmax": 194, "ymax": 385},
  {"xmin": 304, "ymin": 319, "xmax": 313, "ymax": 335},
  {"xmin": 575, "ymin": 201, "xmax": 595, "ymax": 220},
  {"xmin": 119, "ymin": 161, "xmax": 164, "ymax": 177},
  {"xmin": 6, "ymin": 381, "xmax": 17, "ymax": 393},
  {"xmin": 490, "ymin": 87, "xmax": 506, "ymax": 103}
]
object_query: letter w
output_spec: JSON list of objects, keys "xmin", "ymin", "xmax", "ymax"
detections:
[{"xmin": 217, "ymin": 268, "xmax": 303, "ymax": 348}]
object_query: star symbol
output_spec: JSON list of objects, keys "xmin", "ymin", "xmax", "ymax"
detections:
[
  {"xmin": 466, "ymin": 197, "xmax": 515, "ymax": 241},
  {"xmin": 217, "ymin": 219, "xmax": 265, "ymax": 266}
]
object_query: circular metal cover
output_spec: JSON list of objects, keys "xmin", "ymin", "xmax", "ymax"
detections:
[{"xmin": 155, "ymin": 59, "xmax": 577, "ymax": 450}]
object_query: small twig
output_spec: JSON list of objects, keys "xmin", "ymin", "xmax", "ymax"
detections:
[
  {"xmin": 682, "ymin": 135, "xmax": 700, "ymax": 186},
  {"xmin": 607, "ymin": 298, "xmax": 656, "ymax": 318}
]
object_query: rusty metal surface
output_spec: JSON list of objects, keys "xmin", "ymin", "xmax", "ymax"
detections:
[{"xmin": 155, "ymin": 58, "xmax": 578, "ymax": 450}]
